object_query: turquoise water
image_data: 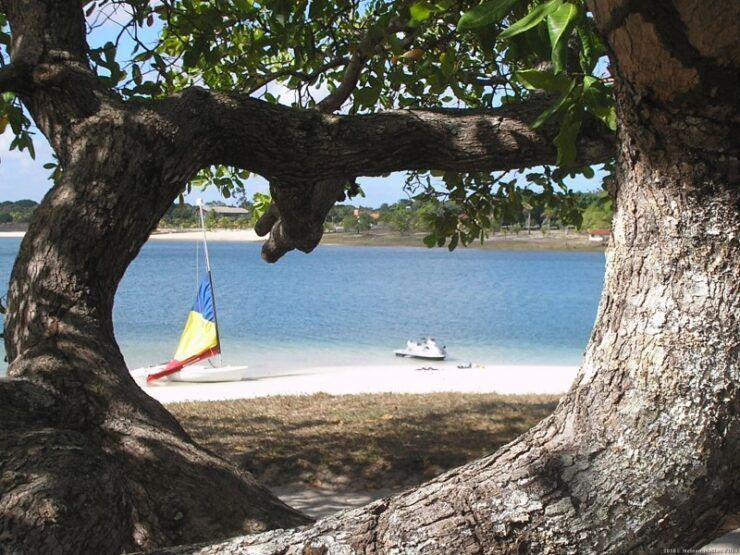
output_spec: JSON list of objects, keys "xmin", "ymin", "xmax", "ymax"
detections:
[{"xmin": 0, "ymin": 238, "xmax": 605, "ymax": 376}]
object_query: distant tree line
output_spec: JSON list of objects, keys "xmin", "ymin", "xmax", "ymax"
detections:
[
  {"xmin": 0, "ymin": 192, "xmax": 611, "ymax": 233},
  {"xmin": 159, "ymin": 201, "xmax": 254, "ymax": 230},
  {"xmin": 327, "ymin": 191, "xmax": 613, "ymax": 235},
  {"xmin": 0, "ymin": 199, "xmax": 38, "ymax": 224}
]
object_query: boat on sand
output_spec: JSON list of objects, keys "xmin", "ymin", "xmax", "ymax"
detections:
[{"xmin": 131, "ymin": 199, "xmax": 247, "ymax": 385}]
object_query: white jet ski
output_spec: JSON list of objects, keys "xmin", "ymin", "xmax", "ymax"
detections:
[{"xmin": 394, "ymin": 337, "xmax": 447, "ymax": 360}]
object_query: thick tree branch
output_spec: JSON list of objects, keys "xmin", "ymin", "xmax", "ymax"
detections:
[
  {"xmin": 166, "ymin": 90, "xmax": 614, "ymax": 181},
  {"xmin": 159, "ymin": 90, "xmax": 614, "ymax": 261}
]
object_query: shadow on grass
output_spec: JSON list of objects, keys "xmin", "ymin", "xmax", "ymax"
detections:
[{"xmin": 170, "ymin": 392, "xmax": 560, "ymax": 490}]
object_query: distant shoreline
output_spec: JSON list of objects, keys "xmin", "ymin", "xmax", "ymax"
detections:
[
  {"xmin": 0, "ymin": 227, "xmax": 606, "ymax": 252},
  {"xmin": 322, "ymin": 231, "xmax": 605, "ymax": 251}
]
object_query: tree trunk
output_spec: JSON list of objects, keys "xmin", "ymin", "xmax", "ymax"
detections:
[{"xmin": 0, "ymin": 118, "xmax": 310, "ymax": 553}]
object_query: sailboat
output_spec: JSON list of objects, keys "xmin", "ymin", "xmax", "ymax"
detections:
[{"xmin": 131, "ymin": 199, "xmax": 248, "ymax": 385}]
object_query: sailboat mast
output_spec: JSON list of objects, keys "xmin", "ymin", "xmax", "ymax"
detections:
[{"xmin": 197, "ymin": 199, "xmax": 222, "ymax": 367}]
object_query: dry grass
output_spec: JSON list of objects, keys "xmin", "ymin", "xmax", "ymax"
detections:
[{"xmin": 170, "ymin": 392, "xmax": 560, "ymax": 490}]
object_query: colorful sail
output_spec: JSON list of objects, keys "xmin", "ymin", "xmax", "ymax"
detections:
[{"xmin": 147, "ymin": 274, "xmax": 220, "ymax": 382}]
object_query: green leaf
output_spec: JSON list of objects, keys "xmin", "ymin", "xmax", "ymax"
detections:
[
  {"xmin": 132, "ymin": 64, "xmax": 142, "ymax": 86},
  {"xmin": 516, "ymin": 69, "xmax": 572, "ymax": 93},
  {"xmin": 554, "ymin": 110, "xmax": 582, "ymax": 166},
  {"xmin": 550, "ymin": 39, "xmax": 568, "ymax": 74},
  {"xmin": 546, "ymin": 2, "xmax": 578, "ymax": 72},
  {"xmin": 498, "ymin": 0, "xmax": 562, "ymax": 41},
  {"xmin": 448, "ymin": 232, "xmax": 459, "ymax": 251},
  {"xmin": 577, "ymin": 23, "xmax": 604, "ymax": 73},
  {"xmin": 531, "ymin": 80, "xmax": 577, "ymax": 128},
  {"xmin": 103, "ymin": 42, "xmax": 116, "ymax": 64},
  {"xmin": 457, "ymin": 0, "xmax": 519, "ymax": 31},
  {"xmin": 423, "ymin": 234, "xmax": 437, "ymax": 248},
  {"xmin": 354, "ymin": 84, "xmax": 382, "ymax": 108},
  {"xmin": 26, "ymin": 137, "xmax": 36, "ymax": 160},
  {"xmin": 583, "ymin": 76, "xmax": 617, "ymax": 130},
  {"xmin": 410, "ymin": 2, "xmax": 435, "ymax": 24}
]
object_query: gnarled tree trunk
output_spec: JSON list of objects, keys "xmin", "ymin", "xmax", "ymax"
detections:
[
  {"xmin": 154, "ymin": 101, "xmax": 740, "ymax": 555},
  {"xmin": 0, "ymin": 106, "xmax": 310, "ymax": 553},
  {"xmin": 0, "ymin": 6, "xmax": 310, "ymax": 551}
]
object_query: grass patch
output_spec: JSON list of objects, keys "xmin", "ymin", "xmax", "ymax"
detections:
[{"xmin": 170, "ymin": 392, "xmax": 560, "ymax": 490}]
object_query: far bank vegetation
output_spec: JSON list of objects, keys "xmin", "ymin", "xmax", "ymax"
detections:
[{"xmin": 153, "ymin": 190, "xmax": 613, "ymax": 237}]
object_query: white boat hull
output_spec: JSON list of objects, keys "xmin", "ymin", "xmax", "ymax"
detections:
[
  {"xmin": 394, "ymin": 350, "xmax": 446, "ymax": 360},
  {"xmin": 131, "ymin": 364, "xmax": 247, "ymax": 384},
  {"xmin": 394, "ymin": 337, "xmax": 447, "ymax": 360}
]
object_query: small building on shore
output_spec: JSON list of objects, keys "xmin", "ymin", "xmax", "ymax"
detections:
[
  {"xmin": 588, "ymin": 229, "xmax": 611, "ymax": 243},
  {"xmin": 352, "ymin": 208, "xmax": 381, "ymax": 221},
  {"xmin": 206, "ymin": 205, "xmax": 249, "ymax": 217}
]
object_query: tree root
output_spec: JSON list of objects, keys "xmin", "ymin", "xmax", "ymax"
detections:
[{"xmin": 0, "ymin": 378, "xmax": 311, "ymax": 553}]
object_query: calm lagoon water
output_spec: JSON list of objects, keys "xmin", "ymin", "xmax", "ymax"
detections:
[{"xmin": 0, "ymin": 238, "xmax": 605, "ymax": 376}]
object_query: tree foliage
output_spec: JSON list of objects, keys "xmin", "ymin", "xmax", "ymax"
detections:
[{"xmin": 0, "ymin": 0, "xmax": 615, "ymax": 246}]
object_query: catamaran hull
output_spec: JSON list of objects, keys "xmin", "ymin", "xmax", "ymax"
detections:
[{"xmin": 131, "ymin": 364, "xmax": 247, "ymax": 384}]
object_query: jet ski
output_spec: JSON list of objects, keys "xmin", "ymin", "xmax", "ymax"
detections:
[{"xmin": 394, "ymin": 337, "xmax": 447, "ymax": 360}]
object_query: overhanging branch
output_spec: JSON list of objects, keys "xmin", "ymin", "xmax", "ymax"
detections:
[
  {"xmin": 167, "ymin": 90, "xmax": 614, "ymax": 180},
  {"xmin": 160, "ymin": 89, "xmax": 614, "ymax": 262}
]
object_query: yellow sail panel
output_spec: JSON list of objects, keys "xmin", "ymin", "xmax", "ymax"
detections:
[
  {"xmin": 172, "ymin": 310, "xmax": 219, "ymax": 362},
  {"xmin": 147, "ymin": 275, "xmax": 220, "ymax": 382}
]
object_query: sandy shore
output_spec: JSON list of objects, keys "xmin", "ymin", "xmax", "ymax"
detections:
[
  {"xmin": 149, "ymin": 229, "xmax": 263, "ymax": 242},
  {"xmin": 140, "ymin": 363, "xmax": 579, "ymax": 404}
]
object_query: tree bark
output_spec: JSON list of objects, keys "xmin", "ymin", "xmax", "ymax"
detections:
[
  {"xmin": 0, "ymin": 4, "xmax": 311, "ymax": 551},
  {"xmin": 0, "ymin": 1, "xmax": 608, "ymax": 550}
]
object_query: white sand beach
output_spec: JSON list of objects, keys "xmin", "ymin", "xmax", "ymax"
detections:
[
  {"xmin": 139, "ymin": 363, "xmax": 579, "ymax": 404},
  {"xmin": 149, "ymin": 229, "xmax": 263, "ymax": 242}
]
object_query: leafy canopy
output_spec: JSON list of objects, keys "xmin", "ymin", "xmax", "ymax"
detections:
[{"xmin": 0, "ymin": 0, "xmax": 615, "ymax": 249}]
